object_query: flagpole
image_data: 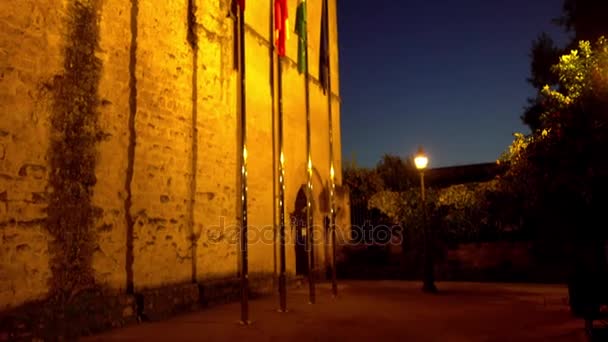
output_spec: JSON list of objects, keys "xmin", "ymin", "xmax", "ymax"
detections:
[
  {"xmin": 299, "ymin": 0, "xmax": 316, "ymax": 305},
  {"xmin": 236, "ymin": 0, "xmax": 250, "ymax": 324},
  {"xmin": 269, "ymin": 0, "xmax": 278, "ymax": 295},
  {"xmin": 322, "ymin": 0, "xmax": 338, "ymax": 298},
  {"xmin": 275, "ymin": 0, "xmax": 287, "ymax": 312},
  {"xmin": 277, "ymin": 56, "xmax": 287, "ymax": 313}
]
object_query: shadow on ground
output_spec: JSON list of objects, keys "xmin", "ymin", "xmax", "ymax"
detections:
[{"xmin": 590, "ymin": 325, "xmax": 608, "ymax": 341}]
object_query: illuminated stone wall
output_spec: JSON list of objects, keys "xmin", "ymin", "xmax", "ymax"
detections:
[
  {"xmin": 0, "ymin": 0, "xmax": 347, "ymax": 312},
  {"xmin": 0, "ymin": 0, "xmax": 64, "ymax": 311}
]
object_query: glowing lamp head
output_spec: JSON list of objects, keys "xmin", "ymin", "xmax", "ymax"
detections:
[{"xmin": 414, "ymin": 147, "xmax": 428, "ymax": 170}]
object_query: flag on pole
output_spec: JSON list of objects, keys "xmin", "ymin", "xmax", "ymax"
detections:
[
  {"xmin": 230, "ymin": 0, "xmax": 245, "ymax": 70},
  {"xmin": 295, "ymin": 0, "xmax": 307, "ymax": 74},
  {"xmin": 319, "ymin": 0, "xmax": 329, "ymax": 93},
  {"xmin": 230, "ymin": 0, "xmax": 249, "ymax": 323},
  {"xmin": 274, "ymin": 0, "xmax": 289, "ymax": 57},
  {"xmin": 275, "ymin": 0, "xmax": 289, "ymax": 313},
  {"xmin": 319, "ymin": 0, "xmax": 338, "ymax": 297}
]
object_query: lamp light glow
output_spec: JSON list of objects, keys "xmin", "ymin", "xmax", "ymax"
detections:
[{"xmin": 414, "ymin": 147, "xmax": 428, "ymax": 170}]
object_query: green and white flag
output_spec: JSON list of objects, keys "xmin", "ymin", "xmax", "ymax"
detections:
[{"xmin": 295, "ymin": 0, "xmax": 307, "ymax": 74}]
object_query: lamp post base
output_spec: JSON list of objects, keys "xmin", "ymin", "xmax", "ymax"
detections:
[{"xmin": 422, "ymin": 282, "xmax": 438, "ymax": 293}]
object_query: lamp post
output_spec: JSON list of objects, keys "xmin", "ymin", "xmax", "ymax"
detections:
[{"xmin": 414, "ymin": 147, "xmax": 437, "ymax": 293}]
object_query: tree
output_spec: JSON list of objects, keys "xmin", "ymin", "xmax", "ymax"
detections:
[
  {"xmin": 343, "ymin": 158, "xmax": 386, "ymax": 244},
  {"xmin": 368, "ymin": 180, "xmax": 505, "ymax": 292},
  {"xmin": 343, "ymin": 158, "xmax": 384, "ymax": 204},
  {"xmin": 522, "ymin": 0, "xmax": 608, "ymax": 132},
  {"xmin": 369, "ymin": 188, "xmax": 440, "ymax": 292},
  {"xmin": 505, "ymin": 37, "xmax": 608, "ymax": 246},
  {"xmin": 527, "ymin": 33, "xmax": 563, "ymax": 90},
  {"xmin": 557, "ymin": 0, "xmax": 608, "ymax": 43},
  {"xmin": 375, "ymin": 154, "xmax": 417, "ymax": 192},
  {"xmin": 523, "ymin": 33, "xmax": 563, "ymax": 131},
  {"xmin": 438, "ymin": 181, "xmax": 502, "ymax": 243}
]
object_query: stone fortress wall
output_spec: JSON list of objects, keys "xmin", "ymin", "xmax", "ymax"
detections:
[{"xmin": 0, "ymin": 0, "xmax": 349, "ymax": 331}]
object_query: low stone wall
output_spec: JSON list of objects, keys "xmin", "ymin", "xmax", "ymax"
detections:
[
  {"xmin": 445, "ymin": 242, "xmax": 532, "ymax": 270},
  {"xmin": 438, "ymin": 241, "xmax": 533, "ymax": 281},
  {"xmin": 0, "ymin": 274, "xmax": 305, "ymax": 340},
  {"xmin": 199, "ymin": 274, "xmax": 304, "ymax": 307},
  {"xmin": 438, "ymin": 241, "xmax": 568, "ymax": 283},
  {"xmin": 134, "ymin": 276, "xmax": 278, "ymax": 321},
  {"xmin": 0, "ymin": 289, "xmax": 136, "ymax": 340},
  {"xmin": 137, "ymin": 283, "xmax": 200, "ymax": 322},
  {"xmin": 339, "ymin": 241, "xmax": 567, "ymax": 283}
]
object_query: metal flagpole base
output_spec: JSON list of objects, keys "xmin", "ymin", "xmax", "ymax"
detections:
[{"xmin": 422, "ymin": 284, "xmax": 438, "ymax": 293}]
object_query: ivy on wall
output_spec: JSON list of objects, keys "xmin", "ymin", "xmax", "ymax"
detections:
[{"xmin": 47, "ymin": 0, "xmax": 102, "ymax": 308}]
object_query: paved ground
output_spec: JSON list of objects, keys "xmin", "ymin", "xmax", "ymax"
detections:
[{"xmin": 86, "ymin": 281, "xmax": 592, "ymax": 341}]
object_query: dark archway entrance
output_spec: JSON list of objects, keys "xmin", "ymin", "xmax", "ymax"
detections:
[{"xmin": 293, "ymin": 187, "xmax": 311, "ymax": 275}]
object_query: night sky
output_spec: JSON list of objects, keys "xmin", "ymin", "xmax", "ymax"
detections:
[{"xmin": 338, "ymin": 0, "xmax": 570, "ymax": 168}]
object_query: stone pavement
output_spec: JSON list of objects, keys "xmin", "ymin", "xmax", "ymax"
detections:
[{"xmin": 85, "ymin": 281, "xmax": 590, "ymax": 341}]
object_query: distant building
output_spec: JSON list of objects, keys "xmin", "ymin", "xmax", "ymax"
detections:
[{"xmin": 425, "ymin": 162, "xmax": 508, "ymax": 188}]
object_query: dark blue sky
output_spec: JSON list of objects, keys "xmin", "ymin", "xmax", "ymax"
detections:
[{"xmin": 338, "ymin": 0, "xmax": 570, "ymax": 168}]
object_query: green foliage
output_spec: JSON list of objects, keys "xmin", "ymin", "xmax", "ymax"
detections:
[
  {"xmin": 375, "ymin": 154, "xmax": 418, "ymax": 192},
  {"xmin": 347, "ymin": 159, "xmax": 511, "ymax": 246},
  {"xmin": 523, "ymin": 33, "xmax": 563, "ymax": 131},
  {"xmin": 343, "ymin": 153, "xmax": 419, "ymax": 203},
  {"xmin": 368, "ymin": 189, "xmax": 433, "ymax": 230},
  {"xmin": 343, "ymin": 159, "xmax": 384, "ymax": 206},
  {"xmin": 527, "ymin": 33, "xmax": 563, "ymax": 90},
  {"xmin": 368, "ymin": 181, "xmax": 503, "ymax": 242},
  {"xmin": 503, "ymin": 36, "xmax": 608, "ymax": 241},
  {"xmin": 367, "ymin": 191, "xmax": 402, "ymax": 223},
  {"xmin": 509, "ymin": 37, "xmax": 608, "ymax": 160},
  {"xmin": 523, "ymin": 0, "xmax": 608, "ymax": 131},
  {"xmin": 438, "ymin": 183, "xmax": 483, "ymax": 234},
  {"xmin": 544, "ymin": 38, "xmax": 608, "ymax": 106}
]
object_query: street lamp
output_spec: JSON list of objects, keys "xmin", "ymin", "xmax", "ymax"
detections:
[
  {"xmin": 414, "ymin": 146, "xmax": 437, "ymax": 293},
  {"xmin": 414, "ymin": 147, "xmax": 428, "ymax": 201}
]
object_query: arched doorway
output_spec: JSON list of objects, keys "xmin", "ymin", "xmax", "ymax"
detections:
[{"xmin": 292, "ymin": 187, "xmax": 310, "ymax": 275}]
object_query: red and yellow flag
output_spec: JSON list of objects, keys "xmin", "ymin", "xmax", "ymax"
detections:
[{"xmin": 274, "ymin": 0, "xmax": 289, "ymax": 57}]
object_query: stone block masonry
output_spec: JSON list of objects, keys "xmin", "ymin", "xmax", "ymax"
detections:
[{"xmin": 0, "ymin": 0, "xmax": 349, "ymax": 338}]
